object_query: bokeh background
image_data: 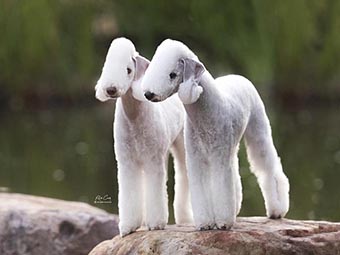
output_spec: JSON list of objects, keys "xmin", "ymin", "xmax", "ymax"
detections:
[{"xmin": 0, "ymin": 0, "xmax": 339, "ymax": 222}]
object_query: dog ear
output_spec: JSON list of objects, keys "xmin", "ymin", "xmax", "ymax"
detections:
[
  {"xmin": 133, "ymin": 55, "xmax": 150, "ymax": 81},
  {"xmin": 180, "ymin": 58, "xmax": 205, "ymax": 84},
  {"xmin": 177, "ymin": 58, "xmax": 205, "ymax": 104}
]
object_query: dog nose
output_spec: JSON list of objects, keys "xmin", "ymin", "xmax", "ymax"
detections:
[
  {"xmin": 144, "ymin": 91, "xmax": 156, "ymax": 101},
  {"xmin": 106, "ymin": 87, "xmax": 117, "ymax": 97}
]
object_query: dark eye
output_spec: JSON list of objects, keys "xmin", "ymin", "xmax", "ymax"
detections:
[
  {"xmin": 169, "ymin": 72, "xmax": 177, "ymax": 79},
  {"xmin": 127, "ymin": 67, "xmax": 132, "ymax": 75}
]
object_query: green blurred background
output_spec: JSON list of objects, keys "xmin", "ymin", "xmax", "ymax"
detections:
[{"xmin": 0, "ymin": 0, "xmax": 339, "ymax": 222}]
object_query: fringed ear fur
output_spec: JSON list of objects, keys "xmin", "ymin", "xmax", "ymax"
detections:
[
  {"xmin": 178, "ymin": 58, "xmax": 205, "ymax": 104},
  {"xmin": 181, "ymin": 58, "xmax": 205, "ymax": 84}
]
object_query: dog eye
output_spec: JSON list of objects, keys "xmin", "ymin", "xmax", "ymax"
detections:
[
  {"xmin": 127, "ymin": 67, "xmax": 132, "ymax": 75},
  {"xmin": 169, "ymin": 72, "xmax": 177, "ymax": 79}
]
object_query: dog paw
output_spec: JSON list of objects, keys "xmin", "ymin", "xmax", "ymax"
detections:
[
  {"xmin": 119, "ymin": 224, "xmax": 140, "ymax": 237},
  {"xmin": 147, "ymin": 222, "xmax": 166, "ymax": 231},
  {"xmin": 197, "ymin": 222, "xmax": 215, "ymax": 231},
  {"xmin": 214, "ymin": 212, "xmax": 236, "ymax": 230},
  {"xmin": 216, "ymin": 222, "xmax": 233, "ymax": 230},
  {"xmin": 267, "ymin": 206, "xmax": 287, "ymax": 220},
  {"xmin": 269, "ymin": 214, "xmax": 282, "ymax": 220}
]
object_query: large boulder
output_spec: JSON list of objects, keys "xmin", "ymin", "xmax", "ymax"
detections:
[
  {"xmin": 0, "ymin": 193, "xmax": 119, "ymax": 255},
  {"xmin": 90, "ymin": 217, "xmax": 340, "ymax": 255}
]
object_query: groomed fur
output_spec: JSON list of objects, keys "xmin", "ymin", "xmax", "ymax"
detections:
[
  {"xmin": 142, "ymin": 39, "xmax": 289, "ymax": 230},
  {"xmin": 95, "ymin": 38, "xmax": 193, "ymax": 236}
]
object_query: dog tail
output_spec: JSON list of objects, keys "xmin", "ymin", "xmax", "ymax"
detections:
[{"xmin": 243, "ymin": 96, "xmax": 290, "ymax": 219}]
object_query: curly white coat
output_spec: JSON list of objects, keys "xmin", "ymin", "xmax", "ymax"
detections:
[
  {"xmin": 95, "ymin": 38, "xmax": 192, "ymax": 236},
  {"xmin": 141, "ymin": 39, "xmax": 290, "ymax": 230}
]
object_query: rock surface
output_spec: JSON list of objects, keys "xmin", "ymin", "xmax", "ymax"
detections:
[
  {"xmin": 90, "ymin": 217, "xmax": 340, "ymax": 255},
  {"xmin": 0, "ymin": 193, "xmax": 119, "ymax": 255}
]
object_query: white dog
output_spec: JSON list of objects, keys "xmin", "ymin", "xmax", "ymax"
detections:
[
  {"xmin": 95, "ymin": 38, "xmax": 192, "ymax": 236},
  {"xmin": 142, "ymin": 39, "xmax": 290, "ymax": 230}
]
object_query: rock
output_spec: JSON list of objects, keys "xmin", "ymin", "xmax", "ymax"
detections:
[
  {"xmin": 0, "ymin": 193, "xmax": 119, "ymax": 255},
  {"xmin": 89, "ymin": 217, "xmax": 340, "ymax": 255}
]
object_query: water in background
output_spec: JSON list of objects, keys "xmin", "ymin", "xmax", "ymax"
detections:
[{"xmin": 0, "ymin": 101, "xmax": 339, "ymax": 223}]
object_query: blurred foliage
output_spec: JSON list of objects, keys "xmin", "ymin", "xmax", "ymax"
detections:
[
  {"xmin": 0, "ymin": 0, "xmax": 339, "ymax": 101},
  {"xmin": 0, "ymin": 0, "xmax": 105, "ymax": 97},
  {"xmin": 115, "ymin": 0, "xmax": 340, "ymax": 98}
]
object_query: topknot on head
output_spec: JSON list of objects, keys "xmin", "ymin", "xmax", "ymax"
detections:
[
  {"xmin": 155, "ymin": 39, "xmax": 197, "ymax": 62},
  {"xmin": 108, "ymin": 37, "xmax": 137, "ymax": 59}
]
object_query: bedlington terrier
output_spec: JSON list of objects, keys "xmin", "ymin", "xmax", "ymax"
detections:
[
  {"xmin": 142, "ymin": 39, "xmax": 290, "ymax": 231},
  {"xmin": 95, "ymin": 38, "xmax": 192, "ymax": 236}
]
